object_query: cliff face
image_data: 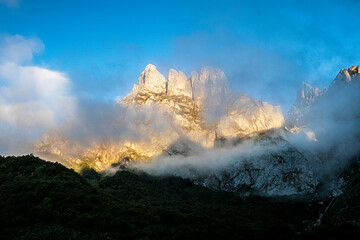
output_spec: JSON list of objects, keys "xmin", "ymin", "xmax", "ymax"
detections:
[{"xmin": 285, "ymin": 82, "xmax": 327, "ymax": 129}]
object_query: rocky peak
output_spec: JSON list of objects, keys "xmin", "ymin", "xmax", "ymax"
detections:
[
  {"xmin": 348, "ymin": 65, "xmax": 360, "ymax": 75},
  {"xmin": 145, "ymin": 64, "xmax": 156, "ymax": 71},
  {"xmin": 200, "ymin": 67, "xmax": 230, "ymax": 95},
  {"xmin": 333, "ymin": 65, "xmax": 360, "ymax": 84},
  {"xmin": 137, "ymin": 64, "xmax": 167, "ymax": 94},
  {"xmin": 191, "ymin": 67, "xmax": 231, "ymax": 106},
  {"xmin": 121, "ymin": 64, "xmax": 284, "ymax": 139},
  {"xmin": 285, "ymin": 82, "xmax": 326, "ymax": 128},
  {"xmin": 286, "ymin": 64, "xmax": 360, "ymax": 129},
  {"xmin": 167, "ymin": 69, "xmax": 192, "ymax": 98},
  {"xmin": 295, "ymin": 82, "xmax": 326, "ymax": 108},
  {"xmin": 125, "ymin": 65, "xmax": 233, "ymax": 108}
]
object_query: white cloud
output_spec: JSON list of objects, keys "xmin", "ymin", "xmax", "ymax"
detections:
[
  {"xmin": 0, "ymin": 34, "xmax": 44, "ymax": 64},
  {"xmin": 0, "ymin": 34, "xmax": 75, "ymax": 154}
]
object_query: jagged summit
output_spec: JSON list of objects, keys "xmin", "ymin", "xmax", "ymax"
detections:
[
  {"xmin": 191, "ymin": 67, "xmax": 230, "ymax": 107},
  {"xmin": 333, "ymin": 65, "xmax": 360, "ymax": 84},
  {"xmin": 123, "ymin": 64, "xmax": 231, "ymax": 105},
  {"xmin": 136, "ymin": 63, "xmax": 166, "ymax": 94},
  {"xmin": 348, "ymin": 65, "xmax": 360, "ymax": 74},
  {"xmin": 286, "ymin": 64, "xmax": 360, "ymax": 129},
  {"xmin": 288, "ymin": 81, "xmax": 325, "ymax": 111},
  {"xmin": 296, "ymin": 82, "xmax": 325, "ymax": 106},
  {"xmin": 36, "ymin": 64, "xmax": 284, "ymax": 171},
  {"xmin": 285, "ymin": 82, "xmax": 326, "ymax": 128},
  {"xmin": 145, "ymin": 63, "xmax": 156, "ymax": 70},
  {"xmin": 121, "ymin": 64, "xmax": 284, "ymax": 139},
  {"xmin": 167, "ymin": 69, "xmax": 192, "ymax": 97}
]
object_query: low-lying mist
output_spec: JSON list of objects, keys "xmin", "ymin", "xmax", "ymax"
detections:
[{"xmin": 287, "ymin": 77, "xmax": 360, "ymax": 176}]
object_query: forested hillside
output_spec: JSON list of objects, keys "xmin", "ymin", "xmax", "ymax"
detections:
[{"xmin": 0, "ymin": 155, "xmax": 359, "ymax": 239}]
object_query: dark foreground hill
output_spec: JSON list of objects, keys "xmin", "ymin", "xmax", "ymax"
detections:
[{"xmin": 0, "ymin": 155, "xmax": 359, "ymax": 240}]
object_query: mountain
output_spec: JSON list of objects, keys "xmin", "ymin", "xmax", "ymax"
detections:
[
  {"xmin": 4, "ymin": 65, "xmax": 360, "ymax": 238},
  {"xmin": 32, "ymin": 64, "xmax": 360, "ymax": 197},
  {"xmin": 35, "ymin": 64, "xmax": 284, "ymax": 170}
]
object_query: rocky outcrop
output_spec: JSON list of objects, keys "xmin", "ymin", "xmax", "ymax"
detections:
[
  {"xmin": 285, "ymin": 82, "xmax": 327, "ymax": 128},
  {"xmin": 190, "ymin": 67, "xmax": 230, "ymax": 107},
  {"xmin": 167, "ymin": 69, "xmax": 192, "ymax": 98},
  {"xmin": 218, "ymin": 93, "xmax": 284, "ymax": 138},
  {"xmin": 136, "ymin": 64, "xmax": 167, "ymax": 94},
  {"xmin": 333, "ymin": 65, "xmax": 360, "ymax": 84}
]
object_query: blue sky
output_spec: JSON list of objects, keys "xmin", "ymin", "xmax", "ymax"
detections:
[{"xmin": 1, "ymin": 0, "xmax": 360, "ymax": 110}]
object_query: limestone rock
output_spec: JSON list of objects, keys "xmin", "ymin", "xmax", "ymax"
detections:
[
  {"xmin": 137, "ymin": 64, "xmax": 166, "ymax": 94},
  {"xmin": 191, "ymin": 67, "xmax": 230, "ymax": 107},
  {"xmin": 121, "ymin": 64, "xmax": 284, "ymax": 152},
  {"xmin": 218, "ymin": 93, "xmax": 284, "ymax": 138},
  {"xmin": 167, "ymin": 69, "xmax": 192, "ymax": 97},
  {"xmin": 333, "ymin": 65, "xmax": 360, "ymax": 84},
  {"xmin": 334, "ymin": 68, "xmax": 352, "ymax": 83},
  {"xmin": 285, "ymin": 82, "xmax": 327, "ymax": 128},
  {"xmin": 286, "ymin": 65, "xmax": 360, "ymax": 129}
]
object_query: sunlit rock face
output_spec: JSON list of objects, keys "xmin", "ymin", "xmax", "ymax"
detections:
[
  {"xmin": 333, "ymin": 65, "xmax": 360, "ymax": 84},
  {"xmin": 167, "ymin": 69, "xmax": 192, "ymax": 98},
  {"xmin": 35, "ymin": 135, "xmax": 154, "ymax": 170},
  {"xmin": 35, "ymin": 64, "xmax": 284, "ymax": 170},
  {"xmin": 35, "ymin": 104, "xmax": 184, "ymax": 170},
  {"xmin": 191, "ymin": 67, "xmax": 230, "ymax": 107},
  {"xmin": 218, "ymin": 93, "xmax": 284, "ymax": 138},
  {"xmin": 137, "ymin": 64, "xmax": 166, "ymax": 94},
  {"xmin": 122, "ymin": 64, "xmax": 284, "ymax": 139}
]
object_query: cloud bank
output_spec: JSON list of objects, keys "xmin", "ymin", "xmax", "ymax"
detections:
[{"xmin": 0, "ymin": 34, "xmax": 75, "ymax": 154}]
